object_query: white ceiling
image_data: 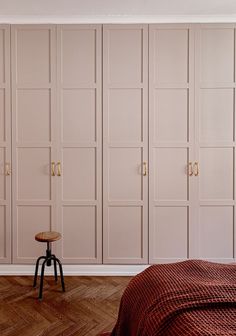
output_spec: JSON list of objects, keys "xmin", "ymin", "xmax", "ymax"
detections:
[{"xmin": 0, "ymin": 0, "xmax": 236, "ymax": 22}]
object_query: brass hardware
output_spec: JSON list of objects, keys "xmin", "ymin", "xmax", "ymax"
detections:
[
  {"xmin": 188, "ymin": 162, "xmax": 193, "ymax": 176},
  {"xmin": 57, "ymin": 162, "xmax": 61, "ymax": 177},
  {"xmin": 143, "ymin": 161, "xmax": 147, "ymax": 176},
  {"xmin": 5, "ymin": 163, "xmax": 11, "ymax": 176},
  {"xmin": 193, "ymin": 161, "xmax": 199, "ymax": 176},
  {"xmin": 51, "ymin": 162, "xmax": 55, "ymax": 176}
]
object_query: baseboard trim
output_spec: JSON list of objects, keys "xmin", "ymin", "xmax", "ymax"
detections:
[
  {"xmin": 0, "ymin": 258, "xmax": 233, "ymax": 276},
  {"xmin": 0, "ymin": 264, "xmax": 150, "ymax": 276}
]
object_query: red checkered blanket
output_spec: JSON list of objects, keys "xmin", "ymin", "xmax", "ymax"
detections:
[{"xmin": 106, "ymin": 260, "xmax": 236, "ymax": 335}]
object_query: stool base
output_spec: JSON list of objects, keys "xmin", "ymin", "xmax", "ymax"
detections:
[{"xmin": 33, "ymin": 242, "xmax": 65, "ymax": 300}]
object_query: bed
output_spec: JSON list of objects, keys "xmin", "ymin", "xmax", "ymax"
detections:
[{"xmin": 103, "ymin": 260, "xmax": 236, "ymax": 335}]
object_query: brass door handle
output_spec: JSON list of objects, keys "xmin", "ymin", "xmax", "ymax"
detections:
[
  {"xmin": 51, "ymin": 162, "xmax": 55, "ymax": 176},
  {"xmin": 57, "ymin": 162, "xmax": 61, "ymax": 177},
  {"xmin": 193, "ymin": 162, "xmax": 199, "ymax": 176},
  {"xmin": 5, "ymin": 163, "xmax": 11, "ymax": 176},
  {"xmin": 143, "ymin": 162, "xmax": 148, "ymax": 176},
  {"xmin": 188, "ymin": 162, "xmax": 193, "ymax": 176}
]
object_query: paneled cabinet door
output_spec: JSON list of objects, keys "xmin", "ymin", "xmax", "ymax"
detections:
[
  {"xmin": 195, "ymin": 24, "xmax": 236, "ymax": 262},
  {"xmin": 103, "ymin": 25, "xmax": 148, "ymax": 264},
  {"xmin": 56, "ymin": 25, "xmax": 102, "ymax": 263},
  {"xmin": 0, "ymin": 25, "xmax": 11, "ymax": 263},
  {"xmin": 11, "ymin": 25, "xmax": 57, "ymax": 263},
  {"xmin": 149, "ymin": 25, "xmax": 195, "ymax": 264}
]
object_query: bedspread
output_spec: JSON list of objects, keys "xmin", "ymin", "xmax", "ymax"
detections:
[{"xmin": 109, "ymin": 260, "xmax": 236, "ymax": 335}]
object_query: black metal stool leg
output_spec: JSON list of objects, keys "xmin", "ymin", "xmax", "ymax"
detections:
[
  {"xmin": 51, "ymin": 254, "xmax": 58, "ymax": 282},
  {"xmin": 33, "ymin": 256, "xmax": 46, "ymax": 288},
  {"xmin": 34, "ymin": 245, "xmax": 65, "ymax": 299},
  {"xmin": 55, "ymin": 257, "xmax": 65, "ymax": 292},
  {"xmin": 38, "ymin": 258, "xmax": 48, "ymax": 300}
]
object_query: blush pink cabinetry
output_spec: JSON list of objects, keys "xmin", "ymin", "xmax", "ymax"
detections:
[
  {"xmin": 3, "ymin": 23, "xmax": 236, "ymax": 265},
  {"xmin": 0, "ymin": 25, "xmax": 11, "ymax": 263},
  {"xmin": 11, "ymin": 25, "xmax": 102, "ymax": 264},
  {"xmin": 149, "ymin": 24, "xmax": 236, "ymax": 264},
  {"xmin": 195, "ymin": 24, "xmax": 236, "ymax": 262},
  {"xmin": 149, "ymin": 24, "xmax": 195, "ymax": 263},
  {"xmin": 11, "ymin": 25, "xmax": 57, "ymax": 263},
  {"xmin": 103, "ymin": 25, "xmax": 148, "ymax": 263},
  {"xmin": 56, "ymin": 25, "xmax": 102, "ymax": 263}
]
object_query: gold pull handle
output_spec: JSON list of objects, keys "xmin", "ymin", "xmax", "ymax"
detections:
[
  {"xmin": 51, "ymin": 162, "xmax": 55, "ymax": 176},
  {"xmin": 188, "ymin": 162, "xmax": 193, "ymax": 176},
  {"xmin": 5, "ymin": 163, "xmax": 11, "ymax": 176},
  {"xmin": 57, "ymin": 162, "xmax": 61, "ymax": 177},
  {"xmin": 143, "ymin": 161, "xmax": 147, "ymax": 176},
  {"xmin": 193, "ymin": 162, "xmax": 199, "ymax": 176}
]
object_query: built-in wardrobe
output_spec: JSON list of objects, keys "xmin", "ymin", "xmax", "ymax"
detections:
[{"xmin": 0, "ymin": 24, "xmax": 235, "ymax": 265}]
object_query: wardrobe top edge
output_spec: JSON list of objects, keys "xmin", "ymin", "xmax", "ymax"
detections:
[
  {"xmin": 1, "ymin": 23, "xmax": 236, "ymax": 27},
  {"xmin": 0, "ymin": 15, "xmax": 236, "ymax": 25}
]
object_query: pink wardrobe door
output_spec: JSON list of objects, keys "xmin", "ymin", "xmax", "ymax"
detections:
[
  {"xmin": 11, "ymin": 25, "xmax": 57, "ymax": 263},
  {"xmin": 0, "ymin": 25, "xmax": 11, "ymax": 263},
  {"xmin": 56, "ymin": 25, "xmax": 102, "ymax": 264},
  {"xmin": 195, "ymin": 24, "xmax": 235, "ymax": 262},
  {"xmin": 149, "ymin": 24, "xmax": 195, "ymax": 264},
  {"xmin": 103, "ymin": 25, "xmax": 148, "ymax": 264}
]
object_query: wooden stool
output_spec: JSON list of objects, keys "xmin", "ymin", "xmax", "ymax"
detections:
[{"xmin": 33, "ymin": 231, "xmax": 65, "ymax": 300}]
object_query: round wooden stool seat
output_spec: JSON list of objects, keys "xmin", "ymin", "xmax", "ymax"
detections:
[{"xmin": 35, "ymin": 231, "xmax": 61, "ymax": 243}]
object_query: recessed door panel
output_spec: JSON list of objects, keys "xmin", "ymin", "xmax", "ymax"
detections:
[
  {"xmin": 0, "ymin": 89, "xmax": 5, "ymax": 142},
  {"xmin": 107, "ymin": 206, "xmax": 143, "ymax": 260},
  {"xmin": 108, "ymin": 89, "xmax": 143, "ymax": 143},
  {"xmin": 152, "ymin": 207, "xmax": 188, "ymax": 260},
  {"xmin": 154, "ymin": 89, "xmax": 188, "ymax": 142},
  {"xmin": 62, "ymin": 206, "xmax": 97, "ymax": 260},
  {"xmin": 62, "ymin": 148, "xmax": 96, "ymax": 200},
  {"xmin": 199, "ymin": 206, "xmax": 233, "ymax": 259},
  {"xmin": 15, "ymin": 29, "xmax": 51, "ymax": 84},
  {"xmin": 200, "ymin": 148, "xmax": 233, "ymax": 200},
  {"xmin": 154, "ymin": 148, "xmax": 188, "ymax": 201},
  {"xmin": 109, "ymin": 148, "xmax": 142, "ymax": 201},
  {"xmin": 0, "ymin": 206, "xmax": 6, "ymax": 258},
  {"xmin": 0, "ymin": 148, "xmax": 5, "ymax": 200},
  {"xmin": 106, "ymin": 28, "xmax": 143, "ymax": 84},
  {"xmin": 200, "ymin": 89, "xmax": 234, "ymax": 142},
  {"xmin": 17, "ymin": 89, "xmax": 51, "ymax": 142},
  {"xmin": 16, "ymin": 206, "xmax": 51, "ymax": 259},
  {"xmin": 61, "ymin": 29, "xmax": 96, "ymax": 85},
  {"xmin": 62, "ymin": 89, "xmax": 96, "ymax": 143},
  {"xmin": 17, "ymin": 148, "xmax": 51, "ymax": 200},
  {"xmin": 200, "ymin": 28, "xmax": 234, "ymax": 83},
  {"xmin": 154, "ymin": 29, "xmax": 189, "ymax": 83}
]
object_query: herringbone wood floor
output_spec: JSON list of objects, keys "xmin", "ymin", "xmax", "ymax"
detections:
[{"xmin": 0, "ymin": 275, "xmax": 132, "ymax": 336}]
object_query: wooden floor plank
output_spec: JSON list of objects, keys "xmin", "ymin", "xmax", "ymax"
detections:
[{"xmin": 0, "ymin": 276, "xmax": 132, "ymax": 336}]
